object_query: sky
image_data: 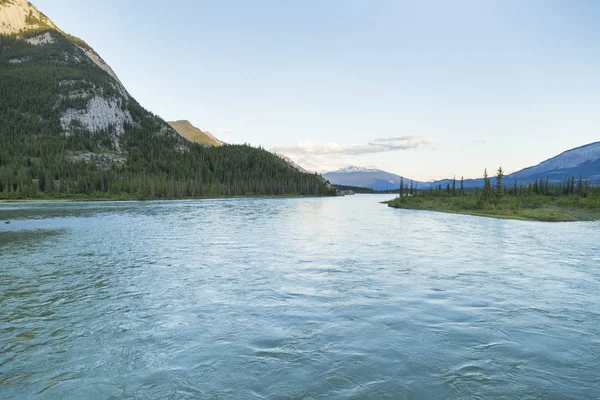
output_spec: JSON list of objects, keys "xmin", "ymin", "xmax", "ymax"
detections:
[{"xmin": 33, "ymin": 0, "xmax": 600, "ymax": 181}]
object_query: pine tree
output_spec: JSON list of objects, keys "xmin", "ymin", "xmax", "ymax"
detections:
[
  {"xmin": 482, "ymin": 169, "xmax": 492, "ymax": 201},
  {"xmin": 452, "ymin": 176, "xmax": 456, "ymax": 196},
  {"xmin": 460, "ymin": 176, "xmax": 464, "ymax": 196},
  {"xmin": 399, "ymin": 177, "xmax": 404, "ymax": 198},
  {"xmin": 495, "ymin": 167, "xmax": 504, "ymax": 200}
]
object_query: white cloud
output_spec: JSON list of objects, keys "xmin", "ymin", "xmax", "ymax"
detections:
[
  {"xmin": 270, "ymin": 135, "xmax": 435, "ymax": 173},
  {"xmin": 270, "ymin": 135, "xmax": 435, "ymax": 157},
  {"xmin": 243, "ymin": 117, "xmax": 257, "ymax": 123},
  {"xmin": 217, "ymin": 128, "xmax": 234, "ymax": 134}
]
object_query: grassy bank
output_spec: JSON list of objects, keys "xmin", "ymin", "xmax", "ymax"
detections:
[{"xmin": 387, "ymin": 195, "xmax": 600, "ymax": 222}]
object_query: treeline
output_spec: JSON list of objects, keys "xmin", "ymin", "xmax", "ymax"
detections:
[
  {"xmin": 420, "ymin": 168, "xmax": 600, "ymax": 200},
  {"xmin": 333, "ymin": 185, "xmax": 375, "ymax": 194},
  {"xmin": 394, "ymin": 167, "xmax": 600, "ymax": 214},
  {"xmin": 0, "ymin": 32, "xmax": 335, "ymax": 200},
  {"xmin": 0, "ymin": 130, "xmax": 336, "ymax": 199},
  {"xmin": 390, "ymin": 167, "xmax": 600, "ymax": 221}
]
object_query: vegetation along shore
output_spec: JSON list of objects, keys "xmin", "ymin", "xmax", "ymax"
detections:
[{"xmin": 388, "ymin": 168, "xmax": 600, "ymax": 222}]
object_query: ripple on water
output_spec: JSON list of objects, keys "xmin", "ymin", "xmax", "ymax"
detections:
[{"xmin": 1, "ymin": 196, "xmax": 600, "ymax": 399}]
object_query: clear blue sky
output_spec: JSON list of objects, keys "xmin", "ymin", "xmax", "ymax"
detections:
[{"xmin": 35, "ymin": 0, "xmax": 600, "ymax": 180}]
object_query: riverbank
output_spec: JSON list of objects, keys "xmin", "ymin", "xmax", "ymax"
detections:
[
  {"xmin": 0, "ymin": 193, "xmax": 335, "ymax": 203},
  {"xmin": 386, "ymin": 196, "xmax": 600, "ymax": 222}
]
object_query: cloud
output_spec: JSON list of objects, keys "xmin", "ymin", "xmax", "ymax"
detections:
[
  {"xmin": 243, "ymin": 117, "xmax": 257, "ymax": 123},
  {"xmin": 270, "ymin": 135, "xmax": 435, "ymax": 157},
  {"xmin": 217, "ymin": 128, "xmax": 234, "ymax": 134}
]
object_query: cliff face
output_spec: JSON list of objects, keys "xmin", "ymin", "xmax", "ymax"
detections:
[{"xmin": 0, "ymin": 0, "xmax": 184, "ymax": 154}]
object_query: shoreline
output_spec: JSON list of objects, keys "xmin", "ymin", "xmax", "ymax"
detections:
[
  {"xmin": 0, "ymin": 194, "xmax": 336, "ymax": 204},
  {"xmin": 385, "ymin": 200, "xmax": 600, "ymax": 222}
]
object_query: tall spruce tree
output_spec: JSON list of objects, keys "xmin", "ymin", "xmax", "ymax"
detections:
[
  {"xmin": 495, "ymin": 167, "xmax": 504, "ymax": 199},
  {"xmin": 399, "ymin": 177, "xmax": 404, "ymax": 198},
  {"xmin": 482, "ymin": 169, "xmax": 492, "ymax": 201},
  {"xmin": 452, "ymin": 176, "xmax": 457, "ymax": 196}
]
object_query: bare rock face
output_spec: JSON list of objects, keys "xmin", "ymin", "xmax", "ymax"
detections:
[
  {"xmin": 0, "ymin": 0, "xmax": 185, "ymax": 153},
  {"xmin": 0, "ymin": 0, "xmax": 56, "ymax": 34}
]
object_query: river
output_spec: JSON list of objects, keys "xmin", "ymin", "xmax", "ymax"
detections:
[{"xmin": 1, "ymin": 195, "xmax": 599, "ymax": 398}]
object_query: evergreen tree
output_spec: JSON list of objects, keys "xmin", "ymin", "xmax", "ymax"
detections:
[
  {"xmin": 482, "ymin": 169, "xmax": 492, "ymax": 200},
  {"xmin": 399, "ymin": 177, "xmax": 404, "ymax": 198},
  {"xmin": 495, "ymin": 167, "xmax": 504, "ymax": 200},
  {"xmin": 452, "ymin": 176, "xmax": 456, "ymax": 196}
]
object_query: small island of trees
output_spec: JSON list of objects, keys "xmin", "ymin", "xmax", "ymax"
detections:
[{"xmin": 389, "ymin": 167, "xmax": 600, "ymax": 222}]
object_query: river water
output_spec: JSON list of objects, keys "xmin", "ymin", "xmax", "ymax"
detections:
[{"xmin": 1, "ymin": 195, "xmax": 599, "ymax": 399}]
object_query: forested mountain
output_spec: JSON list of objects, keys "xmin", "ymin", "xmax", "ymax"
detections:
[
  {"xmin": 167, "ymin": 120, "xmax": 223, "ymax": 147},
  {"xmin": 323, "ymin": 166, "xmax": 425, "ymax": 191},
  {"xmin": 0, "ymin": 0, "xmax": 335, "ymax": 199}
]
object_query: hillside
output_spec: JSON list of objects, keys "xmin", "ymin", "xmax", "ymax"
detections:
[
  {"xmin": 323, "ymin": 166, "xmax": 424, "ymax": 191},
  {"xmin": 0, "ymin": 1, "xmax": 335, "ymax": 199},
  {"xmin": 168, "ymin": 120, "xmax": 223, "ymax": 146}
]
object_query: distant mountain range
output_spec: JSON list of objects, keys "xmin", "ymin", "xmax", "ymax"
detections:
[
  {"xmin": 323, "ymin": 142, "xmax": 600, "ymax": 191},
  {"xmin": 431, "ymin": 141, "xmax": 600, "ymax": 188},
  {"xmin": 323, "ymin": 166, "xmax": 425, "ymax": 191}
]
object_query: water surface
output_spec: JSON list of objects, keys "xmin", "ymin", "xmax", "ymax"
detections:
[{"xmin": 1, "ymin": 195, "xmax": 599, "ymax": 398}]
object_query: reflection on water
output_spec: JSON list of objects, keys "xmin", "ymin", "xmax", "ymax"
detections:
[{"xmin": 1, "ymin": 196, "xmax": 599, "ymax": 398}]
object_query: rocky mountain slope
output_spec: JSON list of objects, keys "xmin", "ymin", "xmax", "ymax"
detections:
[
  {"xmin": 167, "ymin": 120, "xmax": 223, "ymax": 146},
  {"xmin": 0, "ymin": 0, "xmax": 182, "ymax": 152},
  {"xmin": 508, "ymin": 142, "xmax": 600, "ymax": 182},
  {"xmin": 0, "ymin": 1, "xmax": 335, "ymax": 198},
  {"xmin": 273, "ymin": 153, "xmax": 309, "ymax": 174}
]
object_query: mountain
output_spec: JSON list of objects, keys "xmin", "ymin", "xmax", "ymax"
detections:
[
  {"xmin": 431, "ymin": 142, "xmax": 600, "ymax": 188},
  {"xmin": 323, "ymin": 166, "xmax": 424, "ymax": 191},
  {"xmin": 167, "ymin": 120, "xmax": 223, "ymax": 146},
  {"xmin": 273, "ymin": 153, "xmax": 309, "ymax": 173},
  {"xmin": 0, "ymin": 1, "xmax": 335, "ymax": 199},
  {"xmin": 508, "ymin": 142, "xmax": 600, "ymax": 182}
]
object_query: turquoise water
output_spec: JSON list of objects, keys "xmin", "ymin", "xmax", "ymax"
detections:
[{"xmin": 1, "ymin": 195, "xmax": 599, "ymax": 399}]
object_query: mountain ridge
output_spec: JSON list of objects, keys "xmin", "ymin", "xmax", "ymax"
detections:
[
  {"xmin": 329, "ymin": 166, "xmax": 385, "ymax": 174},
  {"xmin": 323, "ymin": 167, "xmax": 424, "ymax": 191},
  {"xmin": 167, "ymin": 120, "xmax": 223, "ymax": 146},
  {"xmin": 323, "ymin": 141, "xmax": 600, "ymax": 191},
  {"xmin": 430, "ymin": 141, "xmax": 600, "ymax": 188},
  {"xmin": 0, "ymin": 1, "xmax": 336, "ymax": 198}
]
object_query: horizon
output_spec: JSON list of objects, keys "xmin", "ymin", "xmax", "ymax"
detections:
[
  {"xmin": 32, "ymin": 0, "xmax": 600, "ymax": 180},
  {"xmin": 325, "ymin": 140, "xmax": 600, "ymax": 181}
]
